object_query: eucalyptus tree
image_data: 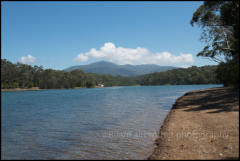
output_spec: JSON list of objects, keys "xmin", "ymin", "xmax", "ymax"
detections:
[{"xmin": 190, "ymin": 1, "xmax": 239, "ymax": 87}]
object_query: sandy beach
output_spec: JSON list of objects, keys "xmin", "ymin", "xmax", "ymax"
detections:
[
  {"xmin": 149, "ymin": 87, "xmax": 239, "ymax": 160},
  {"xmin": 1, "ymin": 87, "xmax": 41, "ymax": 92},
  {"xmin": 1, "ymin": 86, "xmax": 105, "ymax": 92}
]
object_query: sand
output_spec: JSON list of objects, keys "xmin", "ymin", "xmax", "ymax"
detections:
[
  {"xmin": 1, "ymin": 87, "xmax": 40, "ymax": 92},
  {"xmin": 149, "ymin": 87, "xmax": 239, "ymax": 160}
]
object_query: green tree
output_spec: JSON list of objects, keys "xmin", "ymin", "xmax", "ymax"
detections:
[
  {"xmin": 139, "ymin": 65, "xmax": 218, "ymax": 86},
  {"xmin": 191, "ymin": 1, "xmax": 239, "ymax": 87}
]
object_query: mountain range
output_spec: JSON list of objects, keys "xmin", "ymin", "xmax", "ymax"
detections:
[{"xmin": 64, "ymin": 61, "xmax": 177, "ymax": 76}]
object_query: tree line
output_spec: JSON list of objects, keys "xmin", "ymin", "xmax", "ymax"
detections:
[
  {"xmin": 1, "ymin": 59, "xmax": 96, "ymax": 89},
  {"xmin": 1, "ymin": 59, "xmax": 220, "ymax": 89},
  {"xmin": 139, "ymin": 66, "xmax": 219, "ymax": 85}
]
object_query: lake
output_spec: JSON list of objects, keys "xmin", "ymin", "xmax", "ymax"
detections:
[{"xmin": 1, "ymin": 85, "xmax": 222, "ymax": 159}]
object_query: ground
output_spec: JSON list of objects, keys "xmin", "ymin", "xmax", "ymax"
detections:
[{"xmin": 149, "ymin": 87, "xmax": 239, "ymax": 160}]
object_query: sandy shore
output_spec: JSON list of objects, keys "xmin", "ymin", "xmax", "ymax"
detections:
[
  {"xmin": 149, "ymin": 87, "xmax": 239, "ymax": 160},
  {"xmin": 1, "ymin": 86, "xmax": 106, "ymax": 92},
  {"xmin": 1, "ymin": 87, "xmax": 41, "ymax": 92}
]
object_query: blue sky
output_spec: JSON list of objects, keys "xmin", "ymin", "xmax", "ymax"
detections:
[{"xmin": 1, "ymin": 1, "xmax": 217, "ymax": 70}]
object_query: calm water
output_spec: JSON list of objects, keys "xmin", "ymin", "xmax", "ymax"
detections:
[{"xmin": 1, "ymin": 85, "xmax": 222, "ymax": 159}]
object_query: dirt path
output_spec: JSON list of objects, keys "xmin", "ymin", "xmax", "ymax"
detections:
[{"xmin": 149, "ymin": 87, "xmax": 239, "ymax": 160}]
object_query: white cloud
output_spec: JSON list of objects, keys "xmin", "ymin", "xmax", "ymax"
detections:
[
  {"xmin": 74, "ymin": 42, "xmax": 194, "ymax": 66},
  {"xmin": 74, "ymin": 54, "xmax": 88, "ymax": 62},
  {"xmin": 19, "ymin": 54, "xmax": 37, "ymax": 64}
]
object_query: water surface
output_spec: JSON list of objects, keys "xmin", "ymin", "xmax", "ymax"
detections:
[{"xmin": 1, "ymin": 85, "xmax": 222, "ymax": 159}]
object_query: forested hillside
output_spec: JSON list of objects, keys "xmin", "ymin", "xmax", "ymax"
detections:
[
  {"xmin": 1, "ymin": 59, "xmax": 96, "ymax": 89},
  {"xmin": 139, "ymin": 66, "xmax": 219, "ymax": 85},
  {"xmin": 1, "ymin": 59, "xmax": 220, "ymax": 89}
]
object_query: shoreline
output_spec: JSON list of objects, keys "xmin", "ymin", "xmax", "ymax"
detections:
[
  {"xmin": 148, "ymin": 87, "xmax": 239, "ymax": 160},
  {"xmin": 1, "ymin": 86, "xmax": 105, "ymax": 92},
  {"xmin": 1, "ymin": 84, "xmax": 222, "ymax": 92},
  {"xmin": 1, "ymin": 87, "xmax": 41, "ymax": 92}
]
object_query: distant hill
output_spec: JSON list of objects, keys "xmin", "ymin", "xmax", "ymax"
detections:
[
  {"xmin": 139, "ymin": 65, "xmax": 219, "ymax": 85},
  {"xmin": 64, "ymin": 61, "xmax": 177, "ymax": 76}
]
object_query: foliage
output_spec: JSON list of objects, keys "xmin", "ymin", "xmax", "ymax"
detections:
[
  {"xmin": 1, "ymin": 59, "xmax": 220, "ymax": 89},
  {"xmin": 216, "ymin": 60, "xmax": 239, "ymax": 87},
  {"xmin": 1, "ymin": 59, "xmax": 96, "ymax": 89},
  {"xmin": 139, "ymin": 66, "xmax": 219, "ymax": 85},
  {"xmin": 89, "ymin": 73, "xmax": 138, "ymax": 87},
  {"xmin": 191, "ymin": 1, "xmax": 239, "ymax": 87}
]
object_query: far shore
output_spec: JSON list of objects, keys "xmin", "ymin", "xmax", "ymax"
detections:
[
  {"xmin": 1, "ymin": 85, "xmax": 109, "ymax": 92},
  {"xmin": 149, "ymin": 86, "xmax": 239, "ymax": 160},
  {"xmin": 1, "ymin": 84, "xmax": 222, "ymax": 92},
  {"xmin": 1, "ymin": 87, "xmax": 41, "ymax": 92}
]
